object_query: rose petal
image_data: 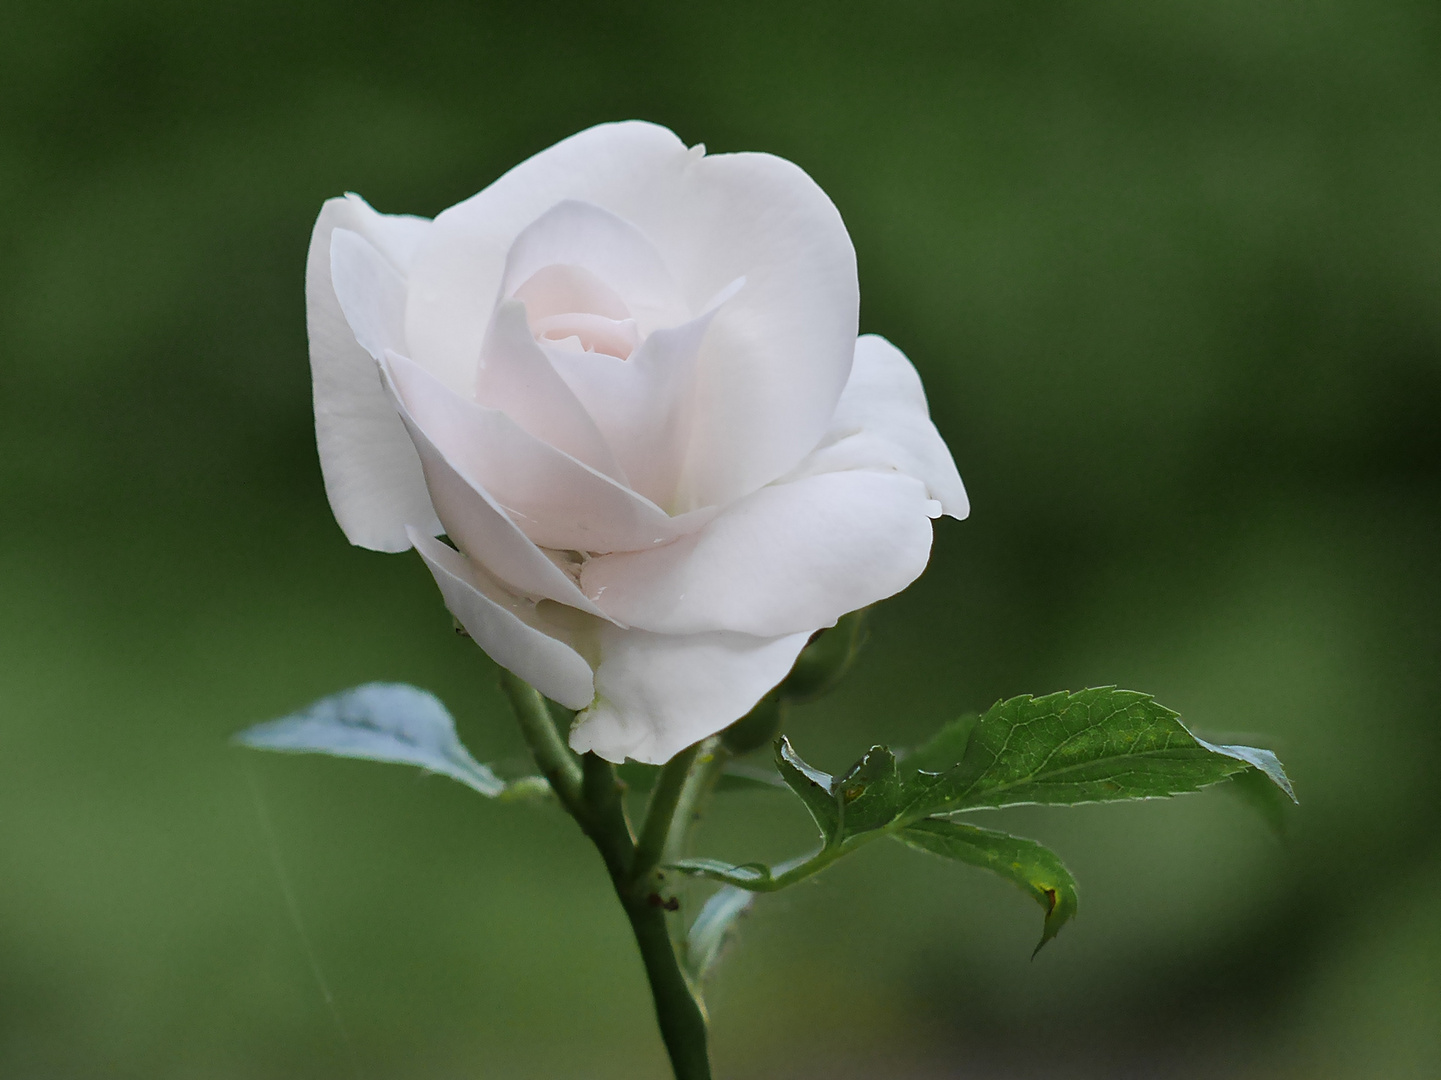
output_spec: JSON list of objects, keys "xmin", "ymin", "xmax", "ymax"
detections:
[
  {"xmin": 378, "ymin": 356, "xmax": 608, "ymax": 616},
  {"xmin": 570, "ymin": 626, "xmax": 812, "ymax": 764},
  {"xmin": 330, "ymin": 228, "xmax": 409, "ymax": 361},
  {"xmin": 409, "ymin": 530, "xmax": 596, "ymax": 710},
  {"xmin": 786, "ymin": 334, "xmax": 969, "ymax": 519},
  {"xmin": 306, "ymin": 195, "xmax": 439, "ymax": 552},
  {"xmin": 516, "ymin": 264, "xmax": 630, "ymax": 324},
  {"xmin": 581, "ymin": 470, "xmax": 937, "ymax": 637},
  {"xmin": 386, "ymin": 352, "xmax": 715, "ymax": 554},
  {"xmin": 502, "ymin": 200, "xmax": 687, "ymax": 335},
  {"xmin": 541, "ymin": 278, "xmax": 743, "ymax": 508},
  {"xmin": 660, "ymin": 150, "xmax": 858, "ymax": 509},
  {"xmin": 405, "ymin": 122, "xmax": 691, "ymax": 394},
  {"xmin": 476, "ymin": 300, "xmax": 625, "ymax": 479},
  {"xmin": 405, "ymin": 122, "xmax": 858, "ymax": 509}
]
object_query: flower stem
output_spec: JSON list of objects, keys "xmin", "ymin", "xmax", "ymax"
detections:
[
  {"xmin": 498, "ymin": 671, "xmax": 582, "ymax": 813},
  {"xmin": 633, "ymin": 741, "xmax": 703, "ymax": 887},
  {"xmin": 619, "ymin": 888, "xmax": 713, "ymax": 1080},
  {"xmin": 580, "ymin": 752, "xmax": 713, "ymax": 1080},
  {"xmin": 666, "ymin": 738, "xmax": 730, "ymax": 865},
  {"xmin": 499, "ymin": 673, "xmax": 712, "ymax": 1080}
]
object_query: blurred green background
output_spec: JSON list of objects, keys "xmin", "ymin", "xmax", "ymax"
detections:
[{"xmin": 2, "ymin": 1, "xmax": 1438, "ymax": 1076}]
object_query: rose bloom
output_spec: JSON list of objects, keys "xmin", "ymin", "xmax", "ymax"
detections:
[{"xmin": 307, "ymin": 121, "xmax": 966, "ymax": 764}]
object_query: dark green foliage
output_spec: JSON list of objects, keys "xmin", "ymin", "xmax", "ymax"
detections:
[
  {"xmin": 774, "ymin": 735, "xmax": 841, "ymax": 838},
  {"xmin": 674, "ymin": 688, "xmax": 1293, "ymax": 954},
  {"xmin": 915, "ymin": 688, "xmax": 1296, "ymax": 814},
  {"xmin": 896, "ymin": 819, "xmax": 1077, "ymax": 955}
]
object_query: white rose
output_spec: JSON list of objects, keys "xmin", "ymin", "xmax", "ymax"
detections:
[{"xmin": 306, "ymin": 121, "xmax": 967, "ymax": 764}]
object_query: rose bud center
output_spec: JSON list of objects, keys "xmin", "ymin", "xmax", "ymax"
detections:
[{"xmin": 514, "ymin": 262, "xmax": 641, "ymax": 360}]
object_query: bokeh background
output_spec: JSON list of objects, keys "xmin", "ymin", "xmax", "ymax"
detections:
[{"xmin": 3, "ymin": 1, "xmax": 1439, "ymax": 1077}]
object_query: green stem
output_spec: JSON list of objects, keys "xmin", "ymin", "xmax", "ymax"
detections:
[
  {"xmin": 764, "ymin": 839, "xmax": 862, "ymax": 888},
  {"xmin": 666, "ymin": 738, "xmax": 730, "ymax": 865},
  {"xmin": 581, "ymin": 753, "xmax": 712, "ymax": 1080},
  {"xmin": 499, "ymin": 674, "xmax": 712, "ymax": 1080},
  {"xmin": 620, "ymin": 891, "xmax": 713, "ymax": 1080},
  {"xmin": 633, "ymin": 741, "xmax": 702, "ymax": 887},
  {"xmin": 579, "ymin": 751, "xmax": 634, "ymax": 879},
  {"xmin": 686, "ymin": 830, "xmax": 889, "ymax": 893},
  {"xmin": 499, "ymin": 671, "xmax": 583, "ymax": 813}
]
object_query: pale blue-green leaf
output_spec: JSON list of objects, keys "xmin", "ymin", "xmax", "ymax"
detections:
[
  {"xmin": 684, "ymin": 886, "xmax": 755, "ymax": 982},
  {"xmin": 235, "ymin": 682, "xmax": 505, "ymax": 797},
  {"xmin": 1197, "ymin": 738, "xmax": 1297, "ymax": 802},
  {"xmin": 669, "ymin": 858, "xmax": 776, "ymax": 888}
]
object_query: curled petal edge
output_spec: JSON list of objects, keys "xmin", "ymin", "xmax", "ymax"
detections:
[
  {"xmin": 307, "ymin": 196, "xmax": 439, "ymax": 552},
  {"xmin": 571, "ymin": 625, "xmax": 812, "ymax": 764},
  {"xmin": 410, "ymin": 529, "xmax": 596, "ymax": 711}
]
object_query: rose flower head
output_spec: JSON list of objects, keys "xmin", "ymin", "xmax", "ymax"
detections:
[{"xmin": 306, "ymin": 121, "xmax": 967, "ymax": 764}]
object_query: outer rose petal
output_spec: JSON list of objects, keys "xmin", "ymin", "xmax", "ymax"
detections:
[
  {"xmin": 788, "ymin": 334, "xmax": 970, "ymax": 519},
  {"xmin": 663, "ymin": 149, "xmax": 858, "ymax": 509},
  {"xmin": 307, "ymin": 195, "xmax": 440, "ymax": 552},
  {"xmin": 330, "ymin": 229, "xmax": 408, "ymax": 362},
  {"xmin": 410, "ymin": 530, "xmax": 596, "ymax": 710},
  {"xmin": 571, "ymin": 626, "xmax": 812, "ymax": 764},
  {"xmin": 581, "ymin": 470, "xmax": 937, "ymax": 637}
]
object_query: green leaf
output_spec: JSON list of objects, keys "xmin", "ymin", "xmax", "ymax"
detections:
[
  {"xmin": 1200, "ymin": 740, "xmax": 1296, "ymax": 803},
  {"xmin": 235, "ymin": 683, "xmax": 505, "ymax": 797},
  {"xmin": 904, "ymin": 712, "xmax": 979, "ymax": 774},
  {"xmin": 770, "ymin": 689, "xmax": 1296, "ymax": 855},
  {"xmin": 774, "ymin": 736, "xmax": 840, "ymax": 841},
  {"xmin": 897, "ymin": 818, "xmax": 1078, "ymax": 955},
  {"xmin": 674, "ymin": 688, "xmax": 1293, "ymax": 959},
  {"xmin": 763, "ymin": 689, "xmax": 1296, "ymax": 854},
  {"xmin": 918, "ymin": 687, "xmax": 1297, "ymax": 815},
  {"xmin": 669, "ymin": 858, "xmax": 776, "ymax": 888},
  {"xmin": 832, "ymin": 746, "xmax": 909, "ymax": 836},
  {"xmin": 683, "ymin": 886, "xmax": 755, "ymax": 982}
]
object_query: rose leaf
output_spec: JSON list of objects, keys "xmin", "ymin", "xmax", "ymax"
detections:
[{"xmin": 234, "ymin": 682, "xmax": 505, "ymax": 797}]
